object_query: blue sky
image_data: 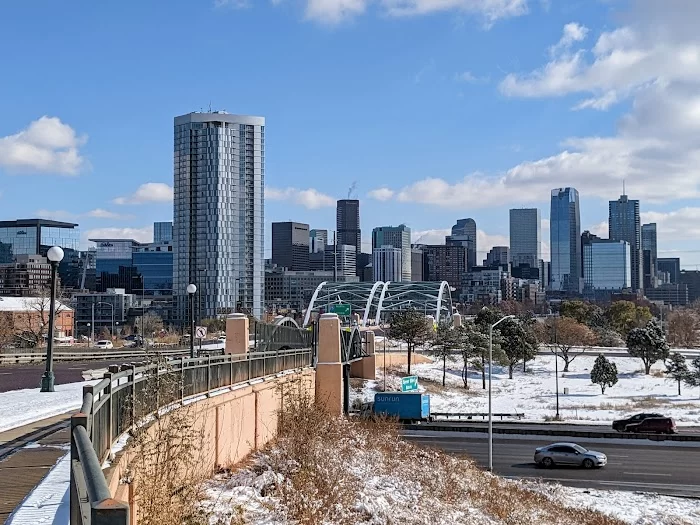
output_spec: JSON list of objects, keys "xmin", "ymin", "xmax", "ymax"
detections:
[{"xmin": 1, "ymin": 0, "xmax": 699, "ymax": 267}]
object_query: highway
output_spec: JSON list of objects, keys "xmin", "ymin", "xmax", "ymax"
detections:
[
  {"xmin": 0, "ymin": 361, "xmax": 118, "ymax": 392},
  {"xmin": 404, "ymin": 431, "xmax": 700, "ymax": 498},
  {"xmin": 422, "ymin": 420, "xmax": 700, "ymax": 434}
]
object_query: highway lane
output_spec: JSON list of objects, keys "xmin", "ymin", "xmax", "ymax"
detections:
[
  {"xmin": 421, "ymin": 420, "xmax": 700, "ymax": 434},
  {"xmin": 403, "ymin": 432, "xmax": 700, "ymax": 497},
  {"xmin": 0, "ymin": 360, "xmax": 121, "ymax": 392}
]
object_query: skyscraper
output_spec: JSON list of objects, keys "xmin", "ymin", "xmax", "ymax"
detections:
[
  {"xmin": 372, "ymin": 224, "xmax": 411, "ymax": 281},
  {"xmin": 309, "ymin": 229, "xmax": 327, "ymax": 253},
  {"xmin": 446, "ymin": 218, "xmax": 477, "ymax": 270},
  {"xmin": 154, "ymin": 222, "xmax": 173, "ymax": 243},
  {"xmin": 509, "ymin": 208, "xmax": 541, "ymax": 268},
  {"xmin": 272, "ymin": 222, "xmax": 310, "ymax": 271},
  {"xmin": 642, "ymin": 223, "xmax": 657, "ymax": 290},
  {"xmin": 550, "ymin": 188, "xmax": 582, "ymax": 294},
  {"xmin": 173, "ymin": 111, "xmax": 265, "ymax": 321},
  {"xmin": 609, "ymin": 194, "xmax": 643, "ymax": 292},
  {"xmin": 336, "ymin": 200, "xmax": 361, "ymax": 272},
  {"xmin": 373, "ymin": 245, "xmax": 403, "ymax": 282}
]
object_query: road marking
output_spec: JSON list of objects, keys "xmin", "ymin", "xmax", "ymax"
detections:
[{"xmin": 622, "ymin": 472, "xmax": 672, "ymax": 477}]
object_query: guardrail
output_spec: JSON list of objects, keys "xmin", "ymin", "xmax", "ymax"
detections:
[
  {"xmin": 431, "ymin": 412, "xmax": 525, "ymax": 421},
  {"xmin": 70, "ymin": 347, "xmax": 314, "ymax": 524}
]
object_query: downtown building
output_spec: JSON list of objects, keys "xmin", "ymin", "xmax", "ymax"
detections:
[
  {"xmin": 509, "ymin": 208, "xmax": 541, "ymax": 268},
  {"xmin": 372, "ymin": 224, "xmax": 411, "ymax": 281},
  {"xmin": 642, "ymin": 223, "xmax": 658, "ymax": 290},
  {"xmin": 550, "ymin": 188, "xmax": 582, "ymax": 295},
  {"xmin": 173, "ymin": 111, "xmax": 265, "ymax": 321},
  {"xmin": 373, "ymin": 245, "xmax": 403, "ymax": 282},
  {"xmin": 609, "ymin": 193, "xmax": 643, "ymax": 292},
  {"xmin": 446, "ymin": 218, "xmax": 477, "ymax": 270},
  {"xmin": 582, "ymin": 237, "xmax": 632, "ymax": 300},
  {"xmin": 272, "ymin": 222, "xmax": 310, "ymax": 271},
  {"xmin": 336, "ymin": 199, "xmax": 361, "ymax": 275}
]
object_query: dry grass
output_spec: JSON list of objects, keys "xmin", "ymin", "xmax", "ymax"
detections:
[{"xmin": 206, "ymin": 381, "xmax": 626, "ymax": 525}]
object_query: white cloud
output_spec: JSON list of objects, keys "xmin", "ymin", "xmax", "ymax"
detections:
[
  {"xmin": 642, "ymin": 208, "xmax": 700, "ymax": 242},
  {"xmin": 381, "ymin": 4, "xmax": 700, "ymax": 211},
  {"xmin": 0, "ymin": 116, "xmax": 87, "ymax": 175},
  {"xmin": 266, "ymin": 187, "xmax": 335, "ymax": 209},
  {"xmin": 298, "ymin": 0, "xmax": 528, "ymax": 25},
  {"xmin": 549, "ymin": 22, "xmax": 588, "ymax": 57},
  {"xmin": 587, "ymin": 220, "xmax": 609, "ymax": 238},
  {"xmin": 86, "ymin": 209, "xmax": 132, "ymax": 220},
  {"xmin": 113, "ymin": 183, "xmax": 173, "ymax": 205},
  {"xmin": 410, "ymin": 227, "xmax": 508, "ymax": 260},
  {"xmin": 455, "ymin": 71, "xmax": 489, "ymax": 83},
  {"xmin": 411, "ymin": 228, "xmax": 450, "ymax": 245},
  {"xmin": 368, "ymin": 187, "xmax": 395, "ymax": 201},
  {"xmin": 83, "ymin": 226, "xmax": 154, "ymax": 247}
]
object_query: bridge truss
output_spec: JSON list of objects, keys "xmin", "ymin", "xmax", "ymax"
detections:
[{"xmin": 302, "ymin": 281, "xmax": 453, "ymax": 327}]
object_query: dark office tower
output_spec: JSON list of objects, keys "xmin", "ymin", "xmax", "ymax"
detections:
[
  {"xmin": 446, "ymin": 218, "xmax": 477, "ymax": 270},
  {"xmin": 658, "ymin": 257, "xmax": 681, "ymax": 284},
  {"xmin": 642, "ymin": 223, "xmax": 657, "ymax": 290},
  {"xmin": 550, "ymin": 188, "xmax": 582, "ymax": 294},
  {"xmin": 609, "ymin": 194, "xmax": 643, "ymax": 292},
  {"xmin": 336, "ymin": 199, "xmax": 361, "ymax": 273},
  {"xmin": 272, "ymin": 222, "xmax": 310, "ymax": 271}
]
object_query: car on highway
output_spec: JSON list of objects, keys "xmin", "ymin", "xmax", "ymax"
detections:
[
  {"xmin": 534, "ymin": 442, "xmax": 607, "ymax": 469},
  {"xmin": 95, "ymin": 340, "xmax": 113, "ymax": 350},
  {"xmin": 612, "ymin": 412, "xmax": 665, "ymax": 432},
  {"xmin": 623, "ymin": 417, "xmax": 676, "ymax": 434}
]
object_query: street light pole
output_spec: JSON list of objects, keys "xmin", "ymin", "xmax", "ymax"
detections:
[
  {"xmin": 187, "ymin": 284, "xmax": 197, "ymax": 358},
  {"xmin": 488, "ymin": 314, "xmax": 515, "ymax": 471},
  {"xmin": 91, "ymin": 301, "xmax": 95, "ymax": 346},
  {"xmin": 554, "ymin": 314, "xmax": 559, "ymax": 420},
  {"xmin": 41, "ymin": 246, "xmax": 64, "ymax": 393}
]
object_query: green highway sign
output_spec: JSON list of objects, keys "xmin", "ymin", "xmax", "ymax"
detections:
[
  {"xmin": 401, "ymin": 375, "xmax": 418, "ymax": 392},
  {"xmin": 330, "ymin": 303, "xmax": 351, "ymax": 316}
]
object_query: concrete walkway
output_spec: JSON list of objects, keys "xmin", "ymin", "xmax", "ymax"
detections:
[{"xmin": 0, "ymin": 413, "xmax": 71, "ymax": 523}]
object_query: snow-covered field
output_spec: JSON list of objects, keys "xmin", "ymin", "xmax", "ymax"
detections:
[
  {"xmin": 364, "ymin": 353, "xmax": 700, "ymax": 425},
  {"xmin": 0, "ymin": 380, "xmax": 97, "ymax": 433}
]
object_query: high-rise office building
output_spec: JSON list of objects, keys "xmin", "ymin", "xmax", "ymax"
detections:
[
  {"xmin": 658, "ymin": 257, "xmax": 681, "ymax": 284},
  {"xmin": 133, "ymin": 241, "xmax": 174, "ymax": 297},
  {"xmin": 372, "ymin": 225, "xmax": 411, "ymax": 281},
  {"xmin": 583, "ymin": 238, "xmax": 631, "ymax": 293},
  {"xmin": 484, "ymin": 246, "xmax": 510, "ymax": 267},
  {"xmin": 641, "ymin": 223, "xmax": 657, "ymax": 290},
  {"xmin": 509, "ymin": 209, "xmax": 541, "ymax": 268},
  {"xmin": 373, "ymin": 245, "xmax": 403, "ymax": 282},
  {"xmin": 423, "ymin": 244, "xmax": 466, "ymax": 292},
  {"xmin": 609, "ymin": 194, "xmax": 643, "ymax": 292},
  {"xmin": 336, "ymin": 200, "xmax": 361, "ymax": 272},
  {"xmin": 411, "ymin": 248, "xmax": 424, "ymax": 281},
  {"xmin": 90, "ymin": 238, "xmax": 142, "ymax": 293},
  {"xmin": 550, "ymin": 188, "xmax": 582, "ymax": 294},
  {"xmin": 154, "ymin": 221, "xmax": 173, "ymax": 243},
  {"xmin": 272, "ymin": 222, "xmax": 310, "ymax": 271},
  {"xmin": 446, "ymin": 218, "xmax": 477, "ymax": 270},
  {"xmin": 173, "ymin": 111, "xmax": 265, "ymax": 320},
  {"xmin": 309, "ymin": 229, "xmax": 327, "ymax": 253},
  {"xmin": 323, "ymin": 244, "xmax": 356, "ymax": 278}
]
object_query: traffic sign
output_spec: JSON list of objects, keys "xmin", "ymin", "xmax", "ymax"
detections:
[
  {"xmin": 401, "ymin": 375, "xmax": 418, "ymax": 392},
  {"xmin": 330, "ymin": 303, "xmax": 351, "ymax": 316},
  {"xmin": 195, "ymin": 326, "xmax": 207, "ymax": 339}
]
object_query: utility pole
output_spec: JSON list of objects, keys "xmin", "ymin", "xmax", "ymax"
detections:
[{"xmin": 333, "ymin": 231, "xmax": 338, "ymax": 282}]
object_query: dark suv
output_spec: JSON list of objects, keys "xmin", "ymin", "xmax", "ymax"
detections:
[
  {"xmin": 624, "ymin": 417, "xmax": 676, "ymax": 434},
  {"xmin": 612, "ymin": 413, "xmax": 664, "ymax": 432}
]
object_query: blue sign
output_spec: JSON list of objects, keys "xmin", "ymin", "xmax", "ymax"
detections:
[{"xmin": 401, "ymin": 375, "xmax": 418, "ymax": 392}]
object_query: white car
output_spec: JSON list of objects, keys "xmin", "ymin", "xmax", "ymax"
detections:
[{"xmin": 95, "ymin": 340, "xmax": 114, "ymax": 350}]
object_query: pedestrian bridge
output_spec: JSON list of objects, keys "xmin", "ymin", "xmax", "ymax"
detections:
[{"xmin": 302, "ymin": 281, "xmax": 454, "ymax": 327}]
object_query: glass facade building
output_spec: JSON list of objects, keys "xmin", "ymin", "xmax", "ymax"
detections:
[
  {"xmin": 0, "ymin": 219, "xmax": 79, "ymax": 263},
  {"xmin": 133, "ymin": 242, "xmax": 174, "ymax": 296},
  {"xmin": 174, "ymin": 112, "xmax": 265, "ymax": 321},
  {"xmin": 609, "ymin": 194, "xmax": 643, "ymax": 292},
  {"xmin": 91, "ymin": 238, "xmax": 142, "ymax": 293},
  {"xmin": 372, "ymin": 224, "xmax": 411, "ymax": 281},
  {"xmin": 373, "ymin": 245, "xmax": 403, "ymax": 282},
  {"xmin": 446, "ymin": 218, "xmax": 477, "ymax": 270},
  {"xmin": 550, "ymin": 188, "xmax": 582, "ymax": 294},
  {"xmin": 154, "ymin": 221, "xmax": 173, "ymax": 243},
  {"xmin": 509, "ymin": 208, "xmax": 541, "ymax": 268},
  {"xmin": 642, "ymin": 222, "xmax": 657, "ymax": 290},
  {"xmin": 583, "ymin": 239, "xmax": 631, "ymax": 291}
]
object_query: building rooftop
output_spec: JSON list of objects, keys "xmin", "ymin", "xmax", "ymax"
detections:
[
  {"xmin": 0, "ymin": 296, "xmax": 72, "ymax": 312},
  {"xmin": 0, "ymin": 219, "xmax": 79, "ymax": 228}
]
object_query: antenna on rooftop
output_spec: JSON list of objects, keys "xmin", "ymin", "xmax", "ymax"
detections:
[
  {"xmin": 623, "ymin": 179, "xmax": 626, "ymax": 196},
  {"xmin": 208, "ymin": 101, "xmax": 212, "ymax": 112}
]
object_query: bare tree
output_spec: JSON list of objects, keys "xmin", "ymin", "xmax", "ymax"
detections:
[
  {"xmin": 15, "ymin": 286, "xmax": 68, "ymax": 347},
  {"xmin": 667, "ymin": 310, "xmax": 699, "ymax": 348},
  {"xmin": 134, "ymin": 313, "xmax": 164, "ymax": 339},
  {"xmin": 543, "ymin": 317, "xmax": 596, "ymax": 372},
  {"xmin": 0, "ymin": 312, "xmax": 15, "ymax": 348}
]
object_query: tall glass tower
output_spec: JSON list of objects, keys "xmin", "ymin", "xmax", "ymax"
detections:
[
  {"xmin": 550, "ymin": 188, "xmax": 582, "ymax": 294},
  {"xmin": 173, "ymin": 111, "xmax": 265, "ymax": 321},
  {"xmin": 509, "ymin": 208, "xmax": 541, "ymax": 268}
]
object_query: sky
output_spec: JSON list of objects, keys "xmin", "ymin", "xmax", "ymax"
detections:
[{"xmin": 1, "ymin": 0, "xmax": 699, "ymax": 267}]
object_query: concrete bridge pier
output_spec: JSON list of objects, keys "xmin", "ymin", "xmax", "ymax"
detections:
[
  {"xmin": 225, "ymin": 313, "xmax": 249, "ymax": 354},
  {"xmin": 315, "ymin": 313, "xmax": 343, "ymax": 415},
  {"xmin": 350, "ymin": 331, "xmax": 375, "ymax": 380}
]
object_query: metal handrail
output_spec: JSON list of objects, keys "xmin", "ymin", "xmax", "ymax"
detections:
[{"xmin": 70, "ymin": 347, "xmax": 314, "ymax": 524}]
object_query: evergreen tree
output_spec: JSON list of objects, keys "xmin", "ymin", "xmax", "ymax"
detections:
[
  {"xmin": 590, "ymin": 354, "xmax": 618, "ymax": 394},
  {"xmin": 684, "ymin": 357, "xmax": 700, "ymax": 399},
  {"xmin": 666, "ymin": 352, "xmax": 690, "ymax": 396},
  {"xmin": 626, "ymin": 319, "xmax": 670, "ymax": 374},
  {"xmin": 498, "ymin": 318, "xmax": 538, "ymax": 379},
  {"xmin": 388, "ymin": 308, "xmax": 432, "ymax": 375},
  {"xmin": 428, "ymin": 321, "xmax": 460, "ymax": 387}
]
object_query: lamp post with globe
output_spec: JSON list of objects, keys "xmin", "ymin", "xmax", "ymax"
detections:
[
  {"xmin": 41, "ymin": 246, "xmax": 64, "ymax": 392},
  {"xmin": 187, "ymin": 284, "xmax": 197, "ymax": 358}
]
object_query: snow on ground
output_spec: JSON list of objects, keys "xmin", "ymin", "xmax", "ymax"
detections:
[
  {"xmin": 363, "ymin": 353, "xmax": 700, "ymax": 425},
  {"xmin": 6, "ymin": 451, "xmax": 70, "ymax": 525},
  {"xmin": 0, "ymin": 380, "xmax": 98, "ymax": 433}
]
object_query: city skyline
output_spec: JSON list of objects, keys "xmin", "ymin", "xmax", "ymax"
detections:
[{"xmin": 1, "ymin": 2, "xmax": 700, "ymax": 268}]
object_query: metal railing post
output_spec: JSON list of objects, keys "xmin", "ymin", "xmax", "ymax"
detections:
[
  {"xmin": 82, "ymin": 385, "xmax": 95, "ymax": 439},
  {"xmin": 127, "ymin": 365, "xmax": 136, "ymax": 427},
  {"xmin": 206, "ymin": 354, "xmax": 211, "ymax": 394}
]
